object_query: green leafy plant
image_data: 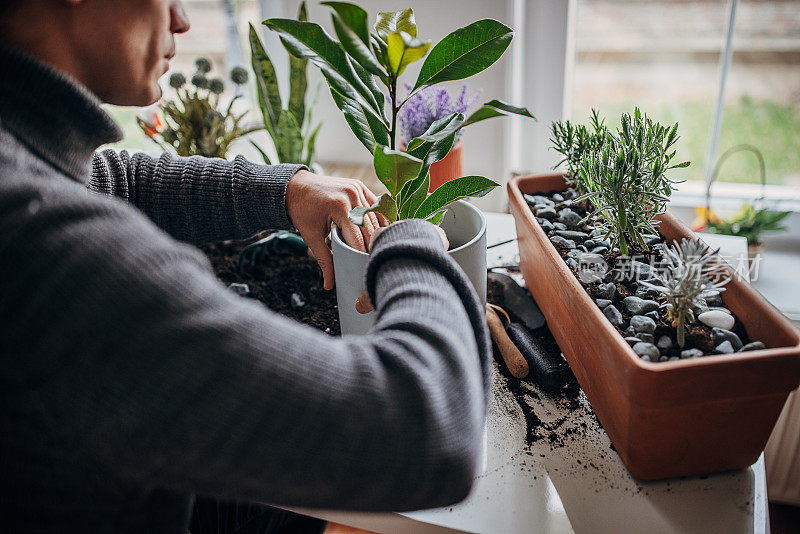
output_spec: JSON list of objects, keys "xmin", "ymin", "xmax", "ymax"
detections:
[
  {"xmin": 550, "ymin": 109, "xmax": 607, "ymax": 192},
  {"xmin": 138, "ymin": 58, "xmax": 259, "ymax": 158},
  {"xmin": 264, "ymin": 3, "xmax": 535, "ymax": 225},
  {"xmin": 707, "ymin": 202, "xmax": 791, "ymax": 246},
  {"xmin": 554, "ymin": 108, "xmax": 689, "ymax": 255},
  {"xmin": 249, "ymin": 2, "xmax": 321, "ymax": 166},
  {"xmin": 641, "ymin": 239, "xmax": 729, "ymax": 348}
]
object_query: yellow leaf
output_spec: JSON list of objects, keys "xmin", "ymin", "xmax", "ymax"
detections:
[{"xmin": 387, "ymin": 31, "xmax": 431, "ymax": 76}]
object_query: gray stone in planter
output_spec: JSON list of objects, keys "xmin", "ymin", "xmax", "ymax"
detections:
[
  {"xmin": 715, "ymin": 340, "xmax": 735, "ymax": 354},
  {"xmin": 584, "ymin": 239, "xmax": 596, "ymax": 249},
  {"xmin": 525, "ymin": 194, "xmax": 554, "ymax": 207},
  {"xmin": 681, "ymin": 348, "xmax": 704, "ymax": 359},
  {"xmin": 699, "ymin": 310, "xmax": 735, "ymax": 330},
  {"xmin": 576, "ymin": 245, "xmax": 589, "ymax": 253},
  {"xmin": 645, "ymin": 310, "xmax": 660, "ymax": 321},
  {"xmin": 633, "ymin": 342, "xmax": 660, "ymax": 360},
  {"xmin": 551, "ymin": 235, "xmax": 576, "ymax": 250},
  {"xmin": 591, "ymin": 246, "xmax": 609, "ymax": 255},
  {"xmin": 566, "ymin": 258, "xmax": 579, "ymax": 270},
  {"xmin": 589, "ymin": 229, "xmax": 605, "ymax": 239},
  {"xmin": 636, "ymin": 285, "xmax": 661, "ymax": 300},
  {"xmin": 555, "ymin": 230, "xmax": 589, "ymax": 242},
  {"xmin": 537, "ymin": 218, "xmax": 555, "ymax": 233},
  {"xmin": 711, "ymin": 327, "xmax": 743, "ymax": 351},
  {"xmin": 701, "ymin": 290, "xmax": 723, "ymax": 307},
  {"xmin": 669, "ymin": 356, "xmax": 680, "ymax": 361},
  {"xmin": 597, "ymin": 282, "xmax": 616, "ymax": 300},
  {"xmin": 624, "ymin": 336, "xmax": 640, "ymax": 346},
  {"xmin": 567, "ymin": 249, "xmax": 584, "ymax": 260},
  {"xmin": 552, "ymin": 192, "xmax": 565, "ymax": 202},
  {"xmin": 596, "ymin": 239, "xmax": 612, "ymax": 249},
  {"xmin": 537, "ymin": 207, "xmax": 558, "ymax": 220},
  {"xmin": 603, "ymin": 304, "xmax": 624, "ymax": 326},
  {"xmin": 552, "ymin": 222, "xmax": 568, "ymax": 231},
  {"xmin": 596, "ymin": 298, "xmax": 613, "ymax": 308},
  {"xmin": 623, "ymin": 296, "xmax": 659, "ymax": 315},
  {"xmin": 558, "ymin": 208, "xmax": 583, "ymax": 228},
  {"xmin": 630, "ymin": 315, "xmax": 657, "ymax": 334},
  {"xmin": 635, "ymin": 333, "xmax": 655, "ymax": 344},
  {"xmin": 644, "ymin": 234, "xmax": 663, "ymax": 247},
  {"xmin": 740, "ymin": 341, "xmax": 766, "ymax": 352},
  {"xmin": 656, "ymin": 335, "xmax": 673, "ymax": 350}
]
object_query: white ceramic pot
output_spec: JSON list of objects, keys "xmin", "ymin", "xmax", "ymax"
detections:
[{"xmin": 331, "ymin": 199, "xmax": 488, "ymax": 335}]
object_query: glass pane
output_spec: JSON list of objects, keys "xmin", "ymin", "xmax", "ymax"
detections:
[
  {"xmin": 716, "ymin": 0, "xmax": 800, "ymax": 186},
  {"xmin": 572, "ymin": 0, "xmax": 729, "ymax": 184}
]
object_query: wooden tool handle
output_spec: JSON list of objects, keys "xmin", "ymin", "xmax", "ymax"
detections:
[{"xmin": 486, "ymin": 304, "xmax": 530, "ymax": 379}]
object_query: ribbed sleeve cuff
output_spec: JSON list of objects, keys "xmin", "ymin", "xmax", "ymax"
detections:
[{"xmin": 240, "ymin": 159, "xmax": 307, "ymax": 231}]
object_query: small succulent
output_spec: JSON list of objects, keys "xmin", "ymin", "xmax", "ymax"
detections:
[
  {"xmin": 641, "ymin": 239, "xmax": 730, "ymax": 348},
  {"xmin": 138, "ymin": 57, "xmax": 261, "ymax": 159}
]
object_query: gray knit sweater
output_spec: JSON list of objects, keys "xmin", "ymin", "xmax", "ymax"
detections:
[{"xmin": 0, "ymin": 45, "xmax": 491, "ymax": 532}]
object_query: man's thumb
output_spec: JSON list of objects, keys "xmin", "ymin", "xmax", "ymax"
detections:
[{"xmin": 307, "ymin": 238, "xmax": 335, "ymax": 290}]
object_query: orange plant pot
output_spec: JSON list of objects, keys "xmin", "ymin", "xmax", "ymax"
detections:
[
  {"xmin": 428, "ymin": 140, "xmax": 463, "ymax": 192},
  {"xmin": 508, "ymin": 173, "xmax": 800, "ymax": 480}
]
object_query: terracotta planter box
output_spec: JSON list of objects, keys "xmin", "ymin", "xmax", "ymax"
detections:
[{"xmin": 508, "ymin": 173, "xmax": 800, "ymax": 480}]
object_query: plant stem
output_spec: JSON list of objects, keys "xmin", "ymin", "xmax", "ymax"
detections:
[{"xmin": 389, "ymin": 78, "xmax": 397, "ymax": 150}]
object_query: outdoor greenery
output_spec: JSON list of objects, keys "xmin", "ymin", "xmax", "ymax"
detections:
[
  {"xmin": 706, "ymin": 202, "xmax": 792, "ymax": 246},
  {"xmin": 642, "ymin": 239, "xmax": 729, "ymax": 348},
  {"xmin": 552, "ymin": 108, "xmax": 689, "ymax": 255},
  {"xmin": 264, "ymin": 2, "xmax": 534, "ymax": 226},
  {"xmin": 249, "ymin": 2, "xmax": 321, "ymax": 166},
  {"xmin": 137, "ymin": 58, "xmax": 259, "ymax": 158}
]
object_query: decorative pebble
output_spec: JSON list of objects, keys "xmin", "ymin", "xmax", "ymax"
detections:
[
  {"xmin": 597, "ymin": 282, "xmax": 616, "ymax": 300},
  {"xmin": 551, "ymin": 235, "xmax": 576, "ymax": 250},
  {"xmin": 630, "ymin": 315, "xmax": 656, "ymax": 334},
  {"xmin": 596, "ymin": 239, "xmax": 612, "ymax": 249},
  {"xmin": 659, "ymin": 355, "xmax": 669, "ymax": 362},
  {"xmin": 644, "ymin": 234, "xmax": 663, "ymax": 247},
  {"xmin": 552, "ymin": 222, "xmax": 568, "ymax": 231},
  {"xmin": 589, "ymin": 229, "xmax": 605, "ymax": 238},
  {"xmin": 740, "ymin": 341, "xmax": 766, "ymax": 352},
  {"xmin": 715, "ymin": 340, "xmax": 735, "ymax": 354},
  {"xmin": 635, "ymin": 333, "xmax": 655, "ymax": 344},
  {"xmin": 603, "ymin": 304, "xmax": 624, "ymax": 326},
  {"xmin": 657, "ymin": 336, "xmax": 673, "ymax": 350},
  {"xmin": 623, "ymin": 296, "xmax": 660, "ymax": 315},
  {"xmin": 536, "ymin": 207, "xmax": 558, "ymax": 220},
  {"xmin": 701, "ymin": 290, "xmax": 723, "ymax": 307},
  {"xmin": 636, "ymin": 285, "xmax": 661, "ymax": 300},
  {"xmin": 645, "ymin": 310, "xmax": 660, "ymax": 321},
  {"xmin": 552, "ymin": 193, "xmax": 565, "ymax": 202},
  {"xmin": 698, "ymin": 310, "xmax": 735, "ymax": 330},
  {"xmin": 537, "ymin": 218, "xmax": 555, "ymax": 233},
  {"xmin": 711, "ymin": 327, "xmax": 743, "ymax": 351},
  {"xmin": 641, "ymin": 355, "xmax": 652, "ymax": 362},
  {"xmin": 630, "ymin": 260, "xmax": 656, "ymax": 281},
  {"xmin": 633, "ymin": 342, "xmax": 660, "ymax": 360},
  {"xmin": 566, "ymin": 258, "xmax": 579, "ymax": 270},
  {"xmin": 555, "ymin": 230, "xmax": 589, "ymax": 242},
  {"xmin": 624, "ymin": 336, "xmax": 640, "ymax": 346},
  {"xmin": 591, "ymin": 246, "xmax": 609, "ymax": 255},
  {"xmin": 596, "ymin": 298, "xmax": 612, "ymax": 308},
  {"xmin": 584, "ymin": 239, "xmax": 596, "ymax": 249},
  {"xmin": 567, "ymin": 249, "xmax": 584, "ymax": 260},
  {"xmin": 525, "ymin": 194, "xmax": 554, "ymax": 207},
  {"xmin": 668, "ymin": 356, "xmax": 680, "ymax": 361},
  {"xmin": 576, "ymin": 245, "xmax": 589, "ymax": 253},
  {"xmin": 228, "ymin": 283, "xmax": 250, "ymax": 296},
  {"xmin": 558, "ymin": 208, "xmax": 583, "ymax": 228},
  {"xmin": 290, "ymin": 292, "xmax": 306, "ymax": 309},
  {"xmin": 681, "ymin": 348, "xmax": 703, "ymax": 358}
]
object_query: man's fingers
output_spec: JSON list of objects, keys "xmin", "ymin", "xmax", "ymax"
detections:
[
  {"xmin": 355, "ymin": 188, "xmax": 375, "ymax": 247},
  {"xmin": 335, "ymin": 215, "xmax": 367, "ymax": 253},
  {"xmin": 360, "ymin": 185, "xmax": 387, "ymax": 229},
  {"xmin": 306, "ymin": 237, "xmax": 335, "ymax": 290},
  {"xmin": 355, "ymin": 289, "xmax": 374, "ymax": 314}
]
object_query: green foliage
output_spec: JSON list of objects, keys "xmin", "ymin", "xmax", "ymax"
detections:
[
  {"xmin": 137, "ymin": 58, "xmax": 257, "ymax": 159},
  {"xmin": 555, "ymin": 108, "xmax": 689, "ymax": 255},
  {"xmin": 706, "ymin": 202, "xmax": 791, "ymax": 246},
  {"xmin": 641, "ymin": 239, "xmax": 729, "ymax": 348},
  {"xmin": 249, "ymin": 2, "xmax": 321, "ymax": 166},
  {"xmin": 264, "ymin": 2, "xmax": 535, "ymax": 225}
]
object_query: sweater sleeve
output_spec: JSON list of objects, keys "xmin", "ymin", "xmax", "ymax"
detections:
[
  {"xmin": 88, "ymin": 150, "xmax": 306, "ymax": 244},
  {"xmin": 5, "ymin": 180, "xmax": 491, "ymax": 512}
]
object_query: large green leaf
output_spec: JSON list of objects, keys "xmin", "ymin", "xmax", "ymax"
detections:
[
  {"xmin": 304, "ymin": 122, "xmax": 322, "ymax": 166},
  {"xmin": 249, "ymin": 23, "xmax": 281, "ymax": 133},
  {"xmin": 387, "ymin": 31, "xmax": 431, "ymax": 77},
  {"xmin": 373, "ymin": 145, "xmax": 423, "ymax": 197},
  {"xmin": 425, "ymin": 209, "xmax": 447, "ymax": 225},
  {"xmin": 264, "ymin": 18, "xmax": 381, "ymax": 116},
  {"xmin": 412, "ymin": 19, "xmax": 513, "ymax": 92},
  {"xmin": 414, "ymin": 175, "xmax": 499, "ymax": 219},
  {"xmin": 321, "ymin": 1, "xmax": 369, "ymax": 44},
  {"xmin": 398, "ymin": 170, "xmax": 430, "ymax": 219},
  {"xmin": 287, "ymin": 2, "xmax": 308, "ymax": 128},
  {"xmin": 370, "ymin": 32, "xmax": 389, "ymax": 69},
  {"xmin": 351, "ymin": 59, "xmax": 386, "ymax": 121},
  {"xmin": 331, "ymin": 14, "xmax": 385, "ymax": 76},
  {"xmin": 329, "ymin": 86, "xmax": 389, "ymax": 153},
  {"xmin": 275, "ymin": 110, "xmax": 304, "ymax": 163},
  {"xmin": 463, "ymin": 99, "xmax": 535, "ymax": 127},
  {"xmin": 375, "ymin": 8, "xmax": 417, "ymax": 41},
  {"xmin": 407, "ymin": 112, "xmax": 464, "ymax": 150},
  {"xmin": 349, "ymin": 193, "xmax": 398, "ymax": 226}
]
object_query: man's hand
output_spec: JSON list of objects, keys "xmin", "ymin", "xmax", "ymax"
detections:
[
  {"xmin": 286, "ymin": 170, "xmax": 387, "ymax": 290},
  {"xmin": 355, "ymin": 224, "xmax": 449, "ymax": 314}
]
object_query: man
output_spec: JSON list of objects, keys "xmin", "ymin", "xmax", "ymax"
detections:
[{"xmin": 0, "ymin": 1, "xmax": 491, "ymax": 532}]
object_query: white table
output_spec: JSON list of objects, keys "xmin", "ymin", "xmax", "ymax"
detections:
[{"xmin": 289, "ymin": 213, "xmax": 766, "ymax": 534}]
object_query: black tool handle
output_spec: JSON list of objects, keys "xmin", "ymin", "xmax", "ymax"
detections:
[{"xmin": 506, "ymin": 322, "xmax": 566, "ymax": 393}]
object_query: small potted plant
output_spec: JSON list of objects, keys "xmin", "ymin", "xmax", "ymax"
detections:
[
  {"xmin": 264, "ymin": 2, "xmax": 534, "ymax": 333},
  {"xmin": 507, "ymin": 108, "xmax": 800, "ymax": 480},
  {"xmin": 698, "ymin": 144, "xmax": 792, "ymax": 264},
  {"xmin": 398, "ymin": 84, "xmax": 480, "ymax": 191},
  {"xmin": 138, "ymin": 57, "xmax": 259, "ymax": 159},
  {"xmin": 248, "ymin": 2, "xmax": 323, "ymax": 168}
]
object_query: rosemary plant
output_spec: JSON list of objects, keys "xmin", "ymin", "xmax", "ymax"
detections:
[
  {"xmin": 550, "ymin": 109, "xmax": 607, "ymax": 192},
  {"xmin": 641, "ymin": 239, "xmax": 729, "ymax": 348},
  {"xmin": 569, "ymin": 108, "xmax": 689, "ymax": 255}
]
